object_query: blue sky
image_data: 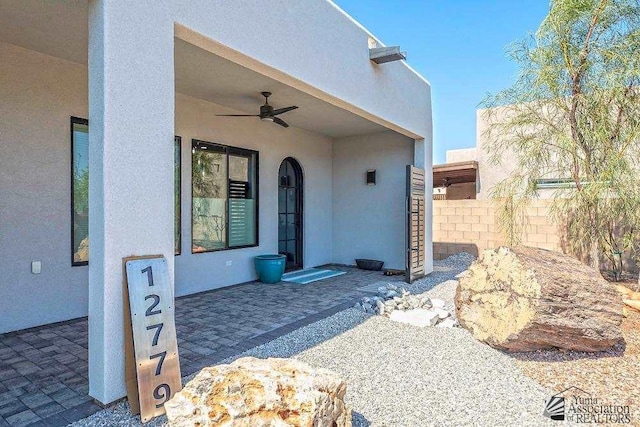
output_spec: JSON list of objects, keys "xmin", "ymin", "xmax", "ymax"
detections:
[{"xmin": 335, "ymin": 0, "xmax": 550, "ymax": 164}]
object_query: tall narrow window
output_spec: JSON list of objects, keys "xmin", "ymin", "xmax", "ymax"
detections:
[
  {"xmin": 191, "ymin": 140, "xmax": 258, "ymax": 253},
  {"xmin": 71, "ymin": 118, "xmax": 183, "ymax": 264},
  {"xmin": 175, "ymin": 136, "xmax": 182, "ymax": 255},
  {"xmin": 71, "ymin": 117, "xmax": 89, "ymax": 266}
]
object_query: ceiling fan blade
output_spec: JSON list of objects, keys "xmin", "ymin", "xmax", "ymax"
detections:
[
  {"xmin": 215, "ymin": 114, "xmax": 259, "ymax": 117},
  {"xmin": 273, "ymin": 117, "xmax": 289, "ymax": 128},
  {"xmin": 272, "ymin": 106, "xmax": 298, "ymax": 116}
]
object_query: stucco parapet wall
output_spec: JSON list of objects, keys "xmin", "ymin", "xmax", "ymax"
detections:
[{"xmin": 169, "ymin": 0, "xmax": 431, "ymax": 140}]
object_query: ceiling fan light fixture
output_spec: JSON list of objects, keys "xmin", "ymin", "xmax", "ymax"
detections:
[{"xmin": 216, "ymin": 92, "xmax": 297, "ymax": 128}]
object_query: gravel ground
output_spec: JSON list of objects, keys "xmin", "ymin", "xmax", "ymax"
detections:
[
  {"xmin": 71, "ymin": 253, "xmax": 559, "ymax": 427},
  {"xmin": 513, "ymin": 308, "xmax": 640, "ymax": 426}
]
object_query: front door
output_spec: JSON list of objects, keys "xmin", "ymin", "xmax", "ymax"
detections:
[{"xmin": 278, "ymin": 158, "xmax": 303, "ymax": 271}]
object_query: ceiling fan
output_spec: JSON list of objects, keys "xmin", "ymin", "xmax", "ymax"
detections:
[{"xmin": 216, "ymin": 92, "xmax": 298, "ymax": 128}]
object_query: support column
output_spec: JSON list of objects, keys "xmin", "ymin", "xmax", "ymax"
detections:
[
  {"xmin": 88, "ymin": 0, "xmax": 175, "ymax": 405},
  {"xmin": 414, "ymin": 138, "xmax": 434, "ymax": 274}
]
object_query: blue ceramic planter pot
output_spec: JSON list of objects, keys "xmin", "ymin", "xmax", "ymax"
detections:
[{"xmin": 254, "ymin": 254, "xmax": 287, "ymax": 284}]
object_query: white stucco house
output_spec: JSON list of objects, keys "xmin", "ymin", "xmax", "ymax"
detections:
[{"xmin": 0, "ymin": 0, "xmax": 433, "ymax": 406}]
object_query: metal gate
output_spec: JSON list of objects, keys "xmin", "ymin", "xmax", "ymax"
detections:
[{"xmin": 406, "ymin": 165, "xmax": 426, "ymax": 283}]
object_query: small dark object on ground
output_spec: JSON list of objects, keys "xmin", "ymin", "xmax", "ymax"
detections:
[
  {"xmin": 355, "ymin": 259, "xmax": 384, "ymax": 271},
  {"xmin": 384, "ymin": 269, "xmax": 405, "ymax": 276}
]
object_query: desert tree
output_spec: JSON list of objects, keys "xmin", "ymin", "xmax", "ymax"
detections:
[{"xmin": 482, "ymin": 0, "xmax": 640, "ymax": 276}]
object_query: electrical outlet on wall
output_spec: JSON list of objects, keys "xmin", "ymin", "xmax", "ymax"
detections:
[
  {"xmin": 225, "ymin": 260, "xmax": 232, "ymax": 267},
  {"xmin": 32, "ymin": 261, "xmax": 41, "ymax": 274}
]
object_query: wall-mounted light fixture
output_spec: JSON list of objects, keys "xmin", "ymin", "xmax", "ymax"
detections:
[{"xmin": 366, "ymin": 170, "xmax": 377, "ymax": 186}]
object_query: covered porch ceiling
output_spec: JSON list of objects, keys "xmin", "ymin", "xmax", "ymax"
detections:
[
  {"xmin": 433, "ymin": 161, "xmax": 478, "ymax": 187},
  {"xmin": 0, "ymin": 0, "xmax": 394, "ymax": 139}
]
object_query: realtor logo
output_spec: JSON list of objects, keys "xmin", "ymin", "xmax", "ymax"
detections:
[
  {"xmin": 544, "ymin": 393, "xmax": 567, "ymax": 421},
  {"xmin": 543, "ymin": 386, "xmax": 632, "ymax": 424},
  {"xmin": 544, "ymin": 387, "xmax": 591, "ymax": 422}
]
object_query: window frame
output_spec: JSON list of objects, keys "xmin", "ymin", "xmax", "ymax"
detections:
[
  {"xmin": 71, "ymin": 116, "xmax": 90, "ymax": 267},
  {"xmin": 71, "ymin": 118, "xmax": 183, "ymax": 265},
  {"xmin": 191, "ymin": 139, "xmax": 259, "ymax": 254},
  {"xmin": 535, "ymin": 178, "xmax": 576, "ymax": 190},
  {"xmin": 175, "ymin": 136, "xmax": 182, "ymax": 256}
]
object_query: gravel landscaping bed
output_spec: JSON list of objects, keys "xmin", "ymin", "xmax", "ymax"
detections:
[
  {"xmin": 513, "ymin": 308, "xmax": 640, "ymax": 425},
  {"xmin": 72, "ymin": 253, "xmax": 559, "ymax": 427}
]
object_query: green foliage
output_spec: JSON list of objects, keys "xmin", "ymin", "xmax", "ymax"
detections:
[
  {"xmin": 482, "ymin": 0, "xmax": 640, "ymax": 274},
  {"xmin": 73, "ymin": 168, "xmax": 89, "ymax": 214}
]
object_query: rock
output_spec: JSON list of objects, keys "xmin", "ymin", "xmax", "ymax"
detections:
[
  {"xmin": 436, "ymin": 318, "xmax": 457, "ymax": 328},
  {"xmin": 387, "ymin": 284, "xmax": 398, "ymax": 291},
  {"xmin": 435, "ymin": 308, "xmax": 450, "ymax": 320},
  {"xmin": 376, "ymin": 300, "xmax": 385, "ymax": 315},
  {"xmin": 385, "ymin": 290, "xmax": 399, "ymax": 299},
  {"xmin": 73, "ymin": 237, "xmax": 89, "ymax": 263},
  {"xmin": 419, "ymin": 297, "xmax": 432, "ymax": 308},
  {"xmin": 624, "ymin": 299, "xmax": 640, "ymax": 312},
  {"xmin": 615, "ymin": 284, "xmax": 640, "ymax": 300},
  {"xmin": 431, "ymin": 299, "xmax": 446, "ymax": 309},
  {"xmin": 455, "ymin": 271, "xmax": 468, "ymax": 279},
  {"xmin": 389, "ymin": 309, "xmax": 439, "ymax": 327},
  {"xmin": 455, "ymin": 246, "xmax": 624, "ymax": 352},
  {"xmin": 362, "ymin": 303, "xmax": 372, "ymax": 312},
  {"xmin": 165, "ymin": 357, "xmax": 352, "ymax": 427},
  {"xmin": 377, "ymin": 286, "xmax": 388, "ymax": 295}
]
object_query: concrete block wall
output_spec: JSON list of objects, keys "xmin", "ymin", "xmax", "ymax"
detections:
[{"xmin": 433, "ymin": 199, "xmax": 562, "ymax": 260}]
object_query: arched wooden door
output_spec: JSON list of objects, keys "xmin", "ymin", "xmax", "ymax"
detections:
[{"xmin": 278, "ymin": 158, "xmax": 303, "ymax": 271}]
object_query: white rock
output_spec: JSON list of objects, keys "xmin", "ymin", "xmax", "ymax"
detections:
[
  {"xmin": 385, "ymin": 290, "xmax": 399, "ymax": 299},
  {"xmin": 431, "ymin": 298, "xmax": 446, "ymax": 309},
  {"xmin": 435, "ymin": 308, "xmax": 450, "ymax": 319},
  {"xmin": 389, "ymin": 309, "xmax": 439, "ymax": 327},
  {"xmin": 455, "ymin": 271, "xmax": 468, "ymax": 279},
  {"xmin": 436, "ymin": 318, "xmax": 457, "ymax": 328},
  {"xmin": 419, "ymin": 297, "xmax": 432, "ymax": 308}
]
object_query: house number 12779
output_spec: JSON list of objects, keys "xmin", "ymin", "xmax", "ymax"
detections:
[
  {"xmin": 142, "ymin": 265, "xmax": 171, "ymax": 408},
  {"xmin": 125, "ymin": 256, "xmax": 181, "ymax": 422}
]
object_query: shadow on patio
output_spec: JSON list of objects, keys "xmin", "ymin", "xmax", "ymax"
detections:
[{"xmin": 0, "ymin": 266, "xmax": 403, "ymax": 426}]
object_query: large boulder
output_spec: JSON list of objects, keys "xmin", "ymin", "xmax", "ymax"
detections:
[
  {"xmin": 164, "ymin": 357, "xmax": 352, "ymax": 427},
  {"xmin": 455, "ymin": 247, "xmax": 624, "ymax": 352}
]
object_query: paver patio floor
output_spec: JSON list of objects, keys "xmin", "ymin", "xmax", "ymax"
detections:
[{"xmin": 0, "ymin": 266, "xmax": 402, "ymax": 426}]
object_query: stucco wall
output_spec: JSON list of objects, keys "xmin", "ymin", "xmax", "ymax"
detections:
[
  {"xmin": 0, "ymin": 43, "xmax": 334, "ymax": 332},
  {"xmin": 332, "ymin": 131, "xmax": 414, "ymax": 270},
  {"xmin": 174, "ymin": 93, "xmax": 333, "ymax": 296},
  {"xmin": 0, "ymin": 42, "xmax": 89, "ymax": 333},
  {"xmin": 445, "ymin": 148, "xmax": 477, "ymax": 164},
  {"xmin": 446, "ymin": 183, "xmax": 476, "ymax": 200},
  {"xmin": 476, "ymin": 109, "xmax": 515, "ymax": 200},
  {"xmin": 171, "ymin": 0, "xmax": 431, "ymax": 140}
]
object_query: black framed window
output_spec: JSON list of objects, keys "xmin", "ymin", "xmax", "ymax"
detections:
[
  {"xmin": 191, "ymin": 140, "xmax": 259, "ymax": 253},
  {"xmin": 174, "ymin": 136, "xmax": 182, "ymax": 255},
  {"xmin": 71, "ymin": 117, "xmax": 89, "ymax": 266},
  {"xmin": 71, "ymin": 118, "xmax": 183, "ymax": 265}
]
